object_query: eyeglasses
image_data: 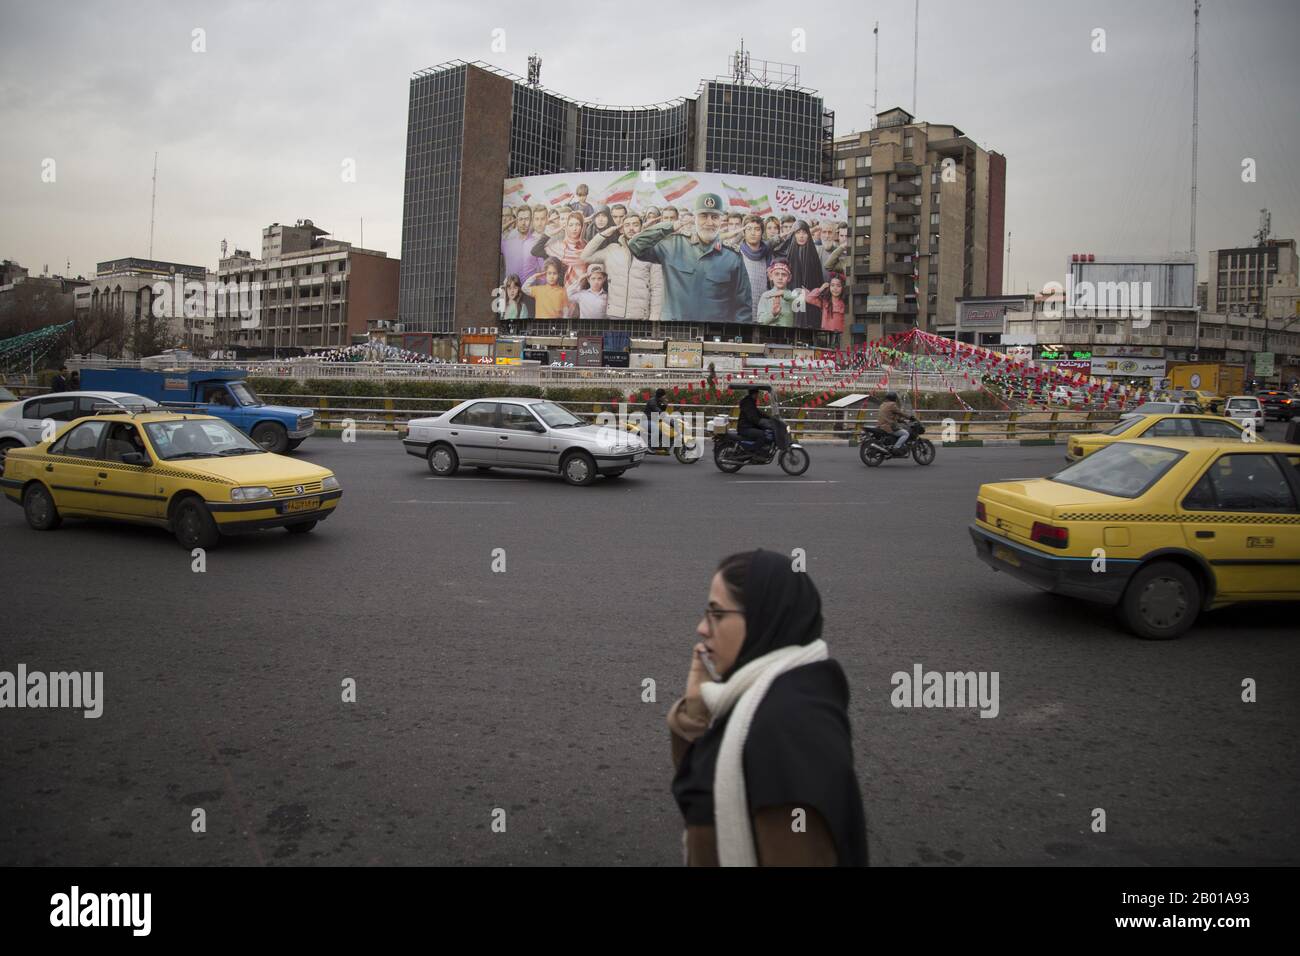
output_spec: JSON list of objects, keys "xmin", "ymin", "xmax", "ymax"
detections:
[{"xmin": 702, "ymin": 608, "xmax": 744, "ymax": 633}]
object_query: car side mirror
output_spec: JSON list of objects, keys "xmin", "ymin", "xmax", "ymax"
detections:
[
  {"xmin": 529, "ymin": 422, "xmax": 546, "ymax": 433},
  {"xmin": 121, "ymin": 452, "xmax": 149, "ymax": 466}
]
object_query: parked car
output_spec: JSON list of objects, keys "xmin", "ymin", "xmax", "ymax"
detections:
[
  {"xmin": 971, "ymin": 439, "xmax": 1300, "ymax": 639},
  {"xmin": 1222, "ymin": 395, "xmax": 1265, "ymax": 430},
  {"xmin": 403, "ymin": 398, "xmax": 645, "ymax": 485},
  {"xmin": 0, "ymin": 391, "xmax": 157, "ymax": 474}
]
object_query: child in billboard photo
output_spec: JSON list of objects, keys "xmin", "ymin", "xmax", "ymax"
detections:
[
  {"xmin": 522, "ymin": 257, "xmax": 571, "ymax": 319},
  {"xmin": 804, "ymin": 271, "xmax": 848, "ymax": 337},
  {"xmin": 531, "ymin": 210, "xmax": 589, "ymax": 286},
  {"xmin": 566, "ymin": 263, "xmax": 609, "ymax": 319},
  {"xmin": 499, "ymin": 274, "xmax": 532, "ymax": 321},
  {"xmin": 757, "ymin": 259, "xmax": 798, "ymax": 328}
]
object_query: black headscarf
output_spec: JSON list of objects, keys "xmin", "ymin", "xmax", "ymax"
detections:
[
  {"xmin": 671, "ymin": 550, "xmax": 868, "ymax": 865},
  {"xmin": 776, "ymin": 220, "xmax": 824, "ymax": 331}
]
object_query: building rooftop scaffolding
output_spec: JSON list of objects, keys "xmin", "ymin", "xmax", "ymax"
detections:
[{"xmin": 412, "ymin": 59, "xmax": 690, "ymax": 111}]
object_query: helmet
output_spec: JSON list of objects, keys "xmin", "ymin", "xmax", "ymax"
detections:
[
  {"xmin": 884, "ymin": 392, "xmax": 899, "ymax": 402},
  {"xmin": 654, "ymin": 388, "xmax": 666, "ymax": 399}
]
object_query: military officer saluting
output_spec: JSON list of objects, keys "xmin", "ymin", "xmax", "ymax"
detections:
[{"xmin": 627, "ymin": 192, "xmax": 753, "ymax": 324}]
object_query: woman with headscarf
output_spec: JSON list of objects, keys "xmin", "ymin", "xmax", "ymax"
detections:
[
  {"xmin": 582, "ymin": 205, "xmax": 614, "ymax": 244},
  {"xmin": 531, "ymin": 210, "xmax": 588, "ymax": 287},
  {"xmin": 668, "ymin": 550, "xmax": 868, "ymax": 867},
  {"xmin": 772, "ymin": 219, "xmax": 825, "ymax": 332}
]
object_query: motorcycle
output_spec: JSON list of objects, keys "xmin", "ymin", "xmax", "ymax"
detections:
[
  {"xmin": 624, "ymin": 404, "xmax": 700, "ymax": 464},
  {"xmin": 860, "ymin": 419, "xmax": 935, "ymax": 467},
  {"xmin": 712, "ymin": 385, "xmax": 810, "ymax": 476}
]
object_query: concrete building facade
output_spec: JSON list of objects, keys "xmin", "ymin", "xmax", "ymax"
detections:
[
  {"xmin": 215, "ymin": 222, "xmax": 399, "ymax": 349},
  {"xmin": 832, "ymin": 108, "xmax": 1006, "ymax": 344}
]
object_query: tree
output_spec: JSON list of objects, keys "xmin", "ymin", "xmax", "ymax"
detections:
[
  {"xmin": 128, "ymin": 308, "xmax": 178, "ymax": 358},
  {"xmin": 70, "ymin": 305, "xmax": 127, "ymax": 358}
]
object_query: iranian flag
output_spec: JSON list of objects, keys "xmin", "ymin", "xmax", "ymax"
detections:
[
  {"xmin": 748, "ymin": 194, "xmax": 773, "ymax": 216},
  {"xmin": 600, "ymin": 172, "xmax": 639, "ymax": 205},
  {"xmin": 504, "ymin": 178, "xmax": 525, "ymax": 199},
  {"xmin": 657, "ymin": 174, "xmax": 699, "ymax": 202},
  {"xmin": 545, "ymin": 182, "xmax": 574, "ymax": 206},
  {"xmin": 721, "ymin": 181, "xmax": 752, "ymax": 211}
]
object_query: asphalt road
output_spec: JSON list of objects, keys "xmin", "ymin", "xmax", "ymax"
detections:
[{"xmin": 2, "ymin": 426, "xmax": 1297, "ymax": 866}]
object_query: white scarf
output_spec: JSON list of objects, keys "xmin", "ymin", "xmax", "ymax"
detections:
[{"xmin": 699, "ymin": 639, "xmax": 829, "ymax": 867}]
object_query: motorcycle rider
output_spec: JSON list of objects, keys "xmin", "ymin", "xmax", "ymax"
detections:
[
  {"xmin": 739, "ymin": 387, "xmax": 783, "ymax": 454},
  {"xmin": 877, "ymin": 392, "xmax": 914, "ymax": 453},
  {"xmin": 643, "ymin": 388, "xmax": 669, "ymax": 448}
]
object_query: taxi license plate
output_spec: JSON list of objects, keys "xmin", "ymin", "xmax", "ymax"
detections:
[
  {"xmin": 281, "ymin": 497, "xmax": 320, "ymax": 514},
  {"xmin": 992, "ymin": 544, "xmax": 1021, "ymax": 568}
]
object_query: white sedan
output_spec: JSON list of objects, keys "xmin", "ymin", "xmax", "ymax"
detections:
[
  {"xmin": 1222, "ymin": 395, "xmax": 1265, "ymax": 429},
  {"xmin": 0, "ymin": 391, "xmax": 157, "ymax": 472}
]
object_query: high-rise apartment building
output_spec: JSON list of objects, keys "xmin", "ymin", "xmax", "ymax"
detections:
[{"xmin": 831, "ymin": 108, "xmax": 1006, "ymax": 344}]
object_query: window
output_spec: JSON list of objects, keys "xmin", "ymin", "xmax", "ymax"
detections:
[
  {"xmin": 1142, "ymin": 418, "xmax": 1196, "ymax": 438},
  {"xmin": 1183, "ymin": 454, "xmax": 1297, "ymax": 513},
  {"xmin": 451, "ymin": 401, "xmax": 498, "ymax": 427},
  {"xmin": 101, "ymin": 422, "xmax": 147, "ymax": 463},
  {"xmin": 499, "ymin": 404, "xmax": 540, "ymax": 431},
  {"xmin": 24, "ymin": 397, "xmax": 78, "ymax": 422},
  {"xmin": 1194, "ymin": 420, "xmax": 1246, "ymax": 439},
  {"xmin": 51, "ymin": 421, "xmax": 107, "ymax": 457},
  {"xmin": 1053, "ymin": 443, "xmax": 1185, "ymax": 498}
]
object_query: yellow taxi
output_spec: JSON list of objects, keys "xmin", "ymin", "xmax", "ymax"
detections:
[
  {"xmin": 1, "ymin": 410, "xmax": 341, "ymax": 549},
  {"xmin": 1066, "ymin": 414, "xmax": 1244, "ymax": 462},
  {"xmin": 971, "ymin": 438, "xmax": 1300, "ymax": 639}
]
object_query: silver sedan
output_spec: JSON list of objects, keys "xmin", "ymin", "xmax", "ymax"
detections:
[{"xmin": 402, "ymin": 398, "xmax": 645, "ymax": 485}]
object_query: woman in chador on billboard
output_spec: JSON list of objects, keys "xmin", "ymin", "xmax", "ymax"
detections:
[
  {"xmin": 580, "ymin": 212, "xmax": 663, "ymax": 322},
  {"xmin": 582, "ymin": 205, "xmax": 614, "ymax": 244},
  {"xmin": 531, "ymin": 210, "xmax": 589, "ymax": 286},
  {"xmin": 771, "ymin": 219, "xmax": 825, "ymax": 332}
]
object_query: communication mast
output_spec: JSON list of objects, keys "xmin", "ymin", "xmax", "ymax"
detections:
[
  {"xmin": 526, "ymin": 54, "xmax": 542, "ymax": 87},
  {"xmin": 148, "ymin": 151, "xmax": 158, "ymax": 259}
]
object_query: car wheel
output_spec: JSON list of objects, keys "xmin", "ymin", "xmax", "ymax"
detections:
[
  {"xmin": 22, "ymin": 483, "xmax": 61, "ymax": 531},
  {"xmin": 1118, "ymin": 561, "xmax": 1201, "ymax": 640},
  {"xmin": 286, "ymin": 521, "xmax": 317, "ymax": 534},
  {"xmin": 251, "ymin": 422, "xmax": 289, "ymax": 454},
  {"xmin": 560, "ymin": 451, "xmax": 596, "ymax": 486},
  {"xmin": 172, "ymin": 497, "xmax": 220, "ymax": 550},
  {"xmin": 0, "ymin": 438, "xmax": 21, "ymax": 476},
  {"xmin": 427, "ymin": 443, "xmax": 458, "ymax": 476}
]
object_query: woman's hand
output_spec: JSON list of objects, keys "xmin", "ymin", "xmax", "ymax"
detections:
[{"xmin": 686, "ymin": 641, "xmax": 712, "ymax": 702}]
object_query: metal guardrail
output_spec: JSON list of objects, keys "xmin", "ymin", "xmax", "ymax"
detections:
[{"xmin": 259, "ymin": 394, "xmax": 1123, "ymax": 443}]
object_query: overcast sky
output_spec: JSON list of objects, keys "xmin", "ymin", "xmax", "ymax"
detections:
[{"xmin": 2, "ymin": 0, "xmax": 1297, "ymax": 292}]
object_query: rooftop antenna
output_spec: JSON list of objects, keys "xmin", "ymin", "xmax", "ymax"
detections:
[
  {"xmin": 912, "ymin": 0, "xmax": 919, "ymax": 115},
  {"xmin": 526, "ymin": 54, "xmax": 542, "ymax": 87},
  {"xmin": 1189, "ymin": 0, "xmax": 1199, "ymax": 255},
  {"xmin": 871, "ymin": 22, "xmax": 879, "ymax": 127},
  {"xmin": 148, "ymin": 151, "xmax": 158, "ymax": 259},
  {"xmin": 1253, "ymin": 208, "xmax": 1271, "ymax": 246}
]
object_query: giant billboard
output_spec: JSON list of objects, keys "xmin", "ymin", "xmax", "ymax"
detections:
[{"xmin": 498, "ymin": 171, "xmax": 850, "ymax": 328}]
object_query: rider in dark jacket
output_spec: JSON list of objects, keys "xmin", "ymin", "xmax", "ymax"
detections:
[
  {"xmin": 643, "ymin": 388, "xmax": 669, "ymax": 448},
  {"xmin": 739, "ymin": 388, "xmax": 777, "ymax": 451}
]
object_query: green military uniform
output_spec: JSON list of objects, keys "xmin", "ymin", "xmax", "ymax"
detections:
[{"xmin": 627, "ymin": 193, "xmax": 753, "ymax": 324}]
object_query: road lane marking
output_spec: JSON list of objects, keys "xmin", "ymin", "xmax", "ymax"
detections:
[
  {"xmin": 393, "ymin": 500, "xmax": 516, "ymax": 504},
  {"xmin": 729, "ymin": 480, "xmax": 839, "ymax": 484},
  {"xmin": 424, "ymin": 477, "xmax": 531, "ymax": 481}
]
